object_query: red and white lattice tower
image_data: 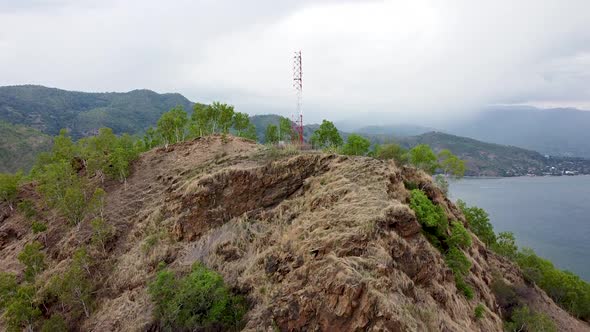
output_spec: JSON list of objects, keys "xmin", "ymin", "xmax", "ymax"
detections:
[{"xmin": 292, "ymin": 51, "xmax": 304, "ymax": 144}]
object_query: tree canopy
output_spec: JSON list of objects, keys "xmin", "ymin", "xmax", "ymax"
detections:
[
  {"xmin": 408, "ymin": 144, "xmax": 438, "ymax": 174},
  {"xmin": 310, "ymin": 120, "xmax": 343, "ymax": 149},
  {"xmin": 341, "ymin": 134, "xmax": 371, "ymax": 156}
]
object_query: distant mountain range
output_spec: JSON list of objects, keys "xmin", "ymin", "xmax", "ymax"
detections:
[
  {"xmin": 440, "ymin": 106, "xmax": 590, "ymax": 158},
  {"xmin": 0, "ymin": 85, "xmax": 192, "ymax": 138},
  {"xmin": 2, "ymin": 85, "xmax": 590, "ymax": 176}
]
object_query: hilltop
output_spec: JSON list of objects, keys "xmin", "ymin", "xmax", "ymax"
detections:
[
  {"xmin": 1, "ymin": 136, "xmax": 588, "ymax": 331},
  {"xmin": 0, "ymin": 85, "xmax": 193, "ymax": 172},
  {"xmin": 0, "ymin": 85, "xmax": 192, "ymax": 138},
  {"xmin": 396, "ymin": 132, "xmax": 590, "ymax": 177}
]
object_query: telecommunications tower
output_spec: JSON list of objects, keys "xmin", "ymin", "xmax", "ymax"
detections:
[{"xmin": 293, "ymin": 51, "xmax": 304, "ymax": 144}]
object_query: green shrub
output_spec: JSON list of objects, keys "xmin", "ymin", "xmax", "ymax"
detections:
[
  {"xmin": 31, "ymin": 221, "xmax": 48, "ymax": 234},
  {"xmin": 504, "ymin": 306, "xmax": 556, "ymax": 332},
  {"xmin": 0, "ymin": 171, "xmax": 22, "ymax": 210},
  {"xmin": 148, "ymin": 262, "xmax": 246, "ymax": 331},
  {"xmin": 408, "ymin": 190, "xmax": 475, "ymax": 299},
  {"xmin": 448, "ymin": 221, "xmax": 472, "ymax": 249},
  {"xmin": 41, "ymin": 315, "xmax": 67, "ymax": 332},
  {"xmin": 17, "ymin": 200, "xmax": 36, "ymax": 219},
  {"xmin": 474, "ymin": 303, "xmax": 485, "ymax": 319},
  {"xmin": 0, "ymin": 272, "xmax": 18, "ymax": 309},
  {"xmin": 17, "ymin": 242, "xmax": 45, "ymax": 282},
  {"xmin": 409, "ymin": 189, "xmax": 447, "ymax": 237},
  {"xmin": 403, "ymin": 180, "xmax": 418, "ymax": 190},
  {"xmin": 445, "ymin": 246, "xmax": 471, "ymax": 276},
  {"xmin": 455, "ymin": 274, "xmax": 474, "ymax": 299}
]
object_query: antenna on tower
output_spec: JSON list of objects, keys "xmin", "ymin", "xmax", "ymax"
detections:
[{"xmin": 293, "ymin": 51, "xmax": 304, "ymax": 144}]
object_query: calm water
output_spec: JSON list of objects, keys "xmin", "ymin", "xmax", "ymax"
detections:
[{"xmin": 449, "ymin": 175, "xmax": 590, "ymax": 281}]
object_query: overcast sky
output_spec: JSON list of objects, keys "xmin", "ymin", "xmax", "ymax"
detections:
[{"xmin": 1, "ymin": 0, "xmax": 590, "ymax": 125}]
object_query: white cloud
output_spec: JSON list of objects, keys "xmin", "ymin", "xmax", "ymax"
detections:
[{"xmin": 1, "ymin": 0, "xmax": 590, "ymax": 125}]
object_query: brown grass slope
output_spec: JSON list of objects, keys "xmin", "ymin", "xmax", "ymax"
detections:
[{"xmin": 0, "ymin": 135, "xmax": 588, "ymax": 331}]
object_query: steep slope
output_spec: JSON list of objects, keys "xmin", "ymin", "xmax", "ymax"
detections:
[
  {"xmin": 0, "ymin": 136, "xmax": 588, "ymax": 331},
  {"xmin": 0, "ymin": 85, "xmax": 193, "ymax": 138}
]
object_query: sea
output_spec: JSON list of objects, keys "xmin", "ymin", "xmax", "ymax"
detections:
[{"xmin": 449, "ymin": 175, "xmax": 590, "ymax": 281}]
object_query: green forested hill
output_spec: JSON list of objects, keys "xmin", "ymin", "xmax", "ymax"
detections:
[
  {"xmin": 0, "ymin": 85, "xmax": 194, "ymax": 172},
  {"xmin": 0, "ymin": 121, "xmax": 52, "ymax": 173},
  {"xmin": 0, "ymin": 85, "xmax": 193, "ymax": 138},
  {"xmin": 396, "ymin": 132, "xmax": 590, "ymax": 176}
]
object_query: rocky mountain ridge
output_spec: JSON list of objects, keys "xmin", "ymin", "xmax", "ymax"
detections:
[{"xmin": 1, "ymin": 136, "xmax": 588, "ymax": 331}]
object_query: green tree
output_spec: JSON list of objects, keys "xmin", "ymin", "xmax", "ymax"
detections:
[
  {"xmin": 374, "ymin": 143, "xmax": 408, "ymax": 164},
  {"xmin": 456, "ymin": 200, "xmax": 497, "ymax": 246},
  {"xmin": 190, "ymin": 104, "xmax": 213, "ymax": 137},
  {"xmin": 17, "ymin": 242, "xmax": 46, "ymax": 282},
  {"xmin": 78, "ymin": 128, "xmax": 117, "ymax": 176},
  {"xmin": 211, "ymin": 102, "xmax": 235, "ymax": 134},
  {"xmin": 0, "ymin": 171, "xmax": 22, "ymax": 210},
  {"xmin": 278, "ymin": 117, "xmax": 294, "ymax": 142},
  {"xmin": 516, "ymin": 249, "xmax": 590, "ymax": 319},
  {"xmin": 51, "ymin": 129, "xmax": 76, "ymax": 162},
  {"xmin": 41, "ymin": 315, "xmax": 67, "ymax": 332},
  {"xmin": 3, "ymin": 284, "xmax": 41, "ymax": 332},
  {"xmin": 0, "ymin": 272, "xmax": 17, "ymax": 309},
  {"xmin": 341, "ymin": 134, "xmax": 371, "ymax": 156},
  {"xmin": 108, "ymin": 134, "xmax": 139, "ymax": 183},
  {"xmin": 408, "ymin": 144, "xmax": 438, "ymax": 174},
  {"xmin": 143, "ymin": 127, "xmax": 162, "ymax": 150},
  {"xmin": 265, "ymin": 124, "xmax": 279, "ymax": 144},
  {"xmin": 157, "ymin": 106, "xmax": 188, "ymax": 148},
  {"xmin": 48, "ymin": 249, "xmax": 93, "ymax": 318},
  {"xmin": 91, "ymin": 218, "xmax": 114, "ymax": 252},
  {"xmin": 35, "ymin": 160, "xmax": 77, "ymax": 208},
  {"xmin": 434, "ymin": 174, "xmax": 449, "ymax": 195},
  {"xmin": 310, "ymin": 120, "xmax": 343, "ymax": 149},
  {"xmin": 243, "ymin": 123, "xmax": 257, "ymax": 141},
  {"xmin": 61, "ymin": 186, "xmax": 87, "ymax": 225},
  {"xmin": 493, "ymin": 232, "xmax": 518, "ymax": 260},
  {"xmin": 438, "ymin": 149, "xmax": 466, "ymax": 178},
  {"xmin": 233, "ymin": 112, "xmax": 251, "ymax": 137}
]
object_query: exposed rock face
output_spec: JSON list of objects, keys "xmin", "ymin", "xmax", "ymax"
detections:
[{"xmin": 0, "ymin": 136, "xmax": 588, "ymax": 331}]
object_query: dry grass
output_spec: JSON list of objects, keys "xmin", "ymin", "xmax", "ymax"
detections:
[{"xmin": 2, "ymin": 135, "xmax": 586, "ymax": 332}]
